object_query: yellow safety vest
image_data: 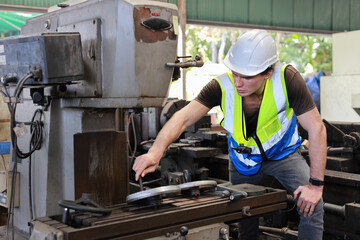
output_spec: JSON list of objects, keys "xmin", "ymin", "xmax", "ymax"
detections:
[{"xmin": 215, "ymin": 63, "xmax": 301, "ymax": 175}]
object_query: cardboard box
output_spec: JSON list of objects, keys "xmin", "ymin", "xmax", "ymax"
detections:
[
  {"xmin": 0, "ymin": 96, "xmax": 10, "ymax": 120},
  {"xmin": 0, "ymin": 122, "xmax": 10, "ymax": 141},
  {"xmin": 0, "ymin": 155, "xmax": 9, "ymax": 172}
]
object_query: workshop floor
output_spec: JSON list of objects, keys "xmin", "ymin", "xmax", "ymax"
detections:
[{"xmin": 0, "ymin": 225, "xmax": 29, "ymax": 240}]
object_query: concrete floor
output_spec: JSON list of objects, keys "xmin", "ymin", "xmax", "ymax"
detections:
[{"xmin": 0, "ymin": 225, "xmax": 29, "ymax": 240}]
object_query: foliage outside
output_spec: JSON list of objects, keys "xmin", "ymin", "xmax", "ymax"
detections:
[
  {"xmin": 185, "ymin": 25, "xmax": 332, "ymax": 75},
  {"xmin": 170, "ymin": 25, "xmax": 332, "ymax": 123}
]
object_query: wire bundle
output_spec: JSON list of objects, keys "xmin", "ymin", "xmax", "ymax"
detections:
[{"xmin": 0, "ymin": 72, "xmax": 44, "ymax": 239}]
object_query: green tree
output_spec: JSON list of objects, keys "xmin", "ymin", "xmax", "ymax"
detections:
[
  {"xmin": 185, "ymin": 25, "xmax": 240, "ymax": 64},
  {"xmin": 277, "ymin": 33, "xmax": 332, "ymax": 74},
  {"xmin": 185, "ymin": 26, "xmax": 332, "ymax": 74}
]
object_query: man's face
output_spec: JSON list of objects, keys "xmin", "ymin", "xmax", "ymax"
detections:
[{"xmin": 232, "ymin": 71, "xmax": 269, "ymax": 97}]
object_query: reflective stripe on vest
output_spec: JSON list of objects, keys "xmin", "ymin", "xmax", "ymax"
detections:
[{"xmin": 215, "ymin": 63, "xmax": 301, "ymax": 175}]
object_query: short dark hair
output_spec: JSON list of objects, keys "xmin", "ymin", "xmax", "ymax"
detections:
[{"xmin": 260, "ymin": 66, "xmax": 274, "ymax": 76}]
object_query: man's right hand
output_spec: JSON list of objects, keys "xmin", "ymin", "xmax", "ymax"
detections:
[
  {"xmin": 132, "ymin": 153, "xmax": 160, "ymax": 181},
  {"xmin": 132, "ymin": 100, "xmax": 211, "ymax": 181}
]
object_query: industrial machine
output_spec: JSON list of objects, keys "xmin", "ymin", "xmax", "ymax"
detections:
[
  {"xmin": 0, "ymin": 0, "xmax": 289, "ymax": 239},
  {"xmin": 1, "ymin": 0, "xmax": 359, "ymax": 239}
]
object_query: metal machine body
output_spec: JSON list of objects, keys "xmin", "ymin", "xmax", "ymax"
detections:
[
  {"xmin": 21, "ymin": 0, "xmax": 178, "ymax": 108},
  {"xmin": 5, "ymin": 0, "xmax": 179, "ymax": 234},
  {"xmin": 0, "ymin": 33, "xmax": 83, "ymax": 85}
]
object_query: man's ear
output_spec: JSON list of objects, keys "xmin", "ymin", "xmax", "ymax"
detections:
[{"xmin": 265, "ymin": 69, "xmax": 274, "ymax": 79}]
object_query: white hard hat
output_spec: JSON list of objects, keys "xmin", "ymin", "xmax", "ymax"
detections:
[{"xmin": 224, "ymin": 29, "xmax": 279, "ymax": 76}]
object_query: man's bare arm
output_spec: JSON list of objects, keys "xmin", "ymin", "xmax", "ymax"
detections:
[
  {"xmin": 293, "ymin": 107, "xmax": 327, "ymax": 217},
  {"xmin": 132, "ymin": 100, "xmax": 211, "ymax": 180}
]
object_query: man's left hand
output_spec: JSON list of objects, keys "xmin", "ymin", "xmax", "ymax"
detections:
[{"xmin": 293, "ymin": 184, "xmax": 323, "ymax": 217}]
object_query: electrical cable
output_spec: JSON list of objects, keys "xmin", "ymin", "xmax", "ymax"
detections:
[
  {"xmin": 0, "ymin": 72, "xmax": 45, "ymax": 240},
  {"xmin": 5, "ymin": 73, "xmax": 34, "ymax": 240},
  {"xmin": 7, "ymin": 73, "xmax": 33, "ymax": 240},
  {"xmin": 28, "ymin": 109, "xmax": 44, "ymax": 221},
  {"xmin": 0, "ymin": 88, "xmax": 7, "ymax": 96},
  {"xmin": 15, "ymin": 110, "xmax": 44, "ymax": 159}
]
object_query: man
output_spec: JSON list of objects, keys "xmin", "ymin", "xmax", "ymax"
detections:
[{"xmin": 133, "ymin": 29, "xmax": 326, "ymax": 240}]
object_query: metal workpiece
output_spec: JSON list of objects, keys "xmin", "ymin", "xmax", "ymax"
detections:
[
  {"xmin": 126, "ymin": 185, "xmax": 181, "ymax": 204},
  {"xmin": 178, "ymin": 180, "xmax": 217, "ymax": 190},
  {"xmin": 179, "ymin": 180, "xmax": 217, "ymax": 197},
  {"xmin": 21, "ymin": 0, "xmax": 179, "ymax": 108}
]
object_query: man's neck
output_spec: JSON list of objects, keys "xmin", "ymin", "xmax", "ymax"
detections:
[{"xmin": 243, "ymin": 94, "xmax": 263, "ymax": 114}]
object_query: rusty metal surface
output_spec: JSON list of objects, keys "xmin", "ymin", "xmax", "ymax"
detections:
[
  {"xmin": 325, "ymin": 169, "xmax": 360, "ymax": 187},
  {"xmin": 74, "ymin": 131, "xmax": 129, "ymax": 206},
  {"xmin": 345, "ymin": 203, "xmax": 360, "ymax": 231},
  {"xmin": 57, "ymin": 18, "xmax": 102, "ymax": 98},
  {"xmin": 326, "ymin": 156, "xmax": 359, "ymax": 172},
  {"xmin": 33, "ymin": 188, "xmax": 286, "ymax": 240},
  {"xmin": 133, "ymin": 6, "xmax": 176, "ymax": 43}
]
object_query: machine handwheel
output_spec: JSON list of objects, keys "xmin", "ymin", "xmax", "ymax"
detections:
[{"xmin": 58, "ymin": 193, "xmax": 111, "ymax": 215}]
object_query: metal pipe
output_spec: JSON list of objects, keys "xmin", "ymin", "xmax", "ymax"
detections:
[
  {"xmin": 323, "ymin": 203, "xmax": 345, "ymax": 218},
  {"xmin": 287, "ymin": 194, "xmax": 345, "ymax": 217},
  {"xmin": 166, "ymin": 58, "xmax": 204, "ymax": 68},
  {"xmin": 259, "ymin": 226, "xmax": 298, "ymax": 238}
]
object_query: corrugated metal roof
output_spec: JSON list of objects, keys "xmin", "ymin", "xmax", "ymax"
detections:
[
  {"xmin": 0, "ymin": 0, "xmax": 62, "ymax": 8},
  {"xmin": 1, "ymin": 0, "xmax": 360, "ymax": 35},
  {"xmin": 0, "ymin": 11, "xmax": 38, "ymax": 37},
  {"xmin": 169, "ymin": 0, "xmax": 360, "ymax": 34}
]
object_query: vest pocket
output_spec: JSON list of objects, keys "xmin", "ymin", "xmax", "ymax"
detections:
[{"xmin": 258, "ymin": 116, "xmax": 282, "ymax": 139}]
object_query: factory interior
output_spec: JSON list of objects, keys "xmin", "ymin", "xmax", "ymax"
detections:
[{"xmin": 0, "ymin": 0, "xmax": 360, "ymax": 239}]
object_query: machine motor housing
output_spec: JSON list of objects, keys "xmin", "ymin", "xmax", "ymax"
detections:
[{"xmin": 0, "ymin": 32, "xmax": 83, "ymax": 85}]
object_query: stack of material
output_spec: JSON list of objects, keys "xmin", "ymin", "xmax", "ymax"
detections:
[
  {"xmin": 0, "ymin": 96, "xmax": 10, "ymax": 224},
  {"xmin": 0, "ymin": 97, "xmax": 10, "ymax": 173}
]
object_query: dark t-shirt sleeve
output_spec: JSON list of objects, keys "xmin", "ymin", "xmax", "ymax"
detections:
[
  {"xmin": 285, "ymin": 65, "xmax": 315, "ymax": 116},
  {"xmin": 195, "ymin": 79, "xmax": 222, "ymax": 109},
  {"xmin": 195, "ymin": 65, "xmax": 315, "ymax": 116}
]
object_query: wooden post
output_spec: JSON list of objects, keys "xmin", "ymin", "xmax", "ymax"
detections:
[{"xmin": 178, "ymin": 0, "xmax": 187, "ymax": 100}]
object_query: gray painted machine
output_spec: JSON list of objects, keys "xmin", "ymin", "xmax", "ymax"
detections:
[
  {"xmin": 0, "ymin": 1, "xmax": 290, "ymax": 239},
  {"xmin": 1, "ymin": 0, "xmax": 179, "ymax": 234}
]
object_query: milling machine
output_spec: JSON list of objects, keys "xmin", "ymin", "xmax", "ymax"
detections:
[{"xmin": 0, "ymin": 0, "xmax": 288, "ymax": 239}]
